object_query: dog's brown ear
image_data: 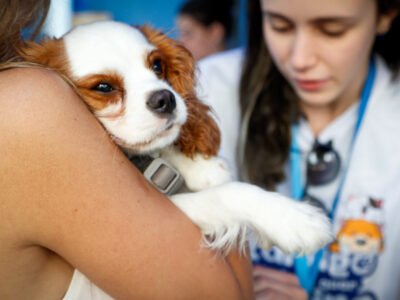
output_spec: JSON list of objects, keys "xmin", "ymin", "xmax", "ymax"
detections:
[
  {"xmin": 178, "ymin": 94, "xmax": 221, "ymax": 158},
  {"xmin": 139, "ymin": 25, "xmax": 221, "ymax": 158},
  {"xmin": 20, "ymin": 38, "xmax": 70, "ymax": 76}
]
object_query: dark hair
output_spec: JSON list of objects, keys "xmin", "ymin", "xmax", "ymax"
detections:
[
  {"xmin": 0, "ymin": 0, "xmax": 51, "ymax": 62},
  {"xmin": 178, "ymin": 0, "xmax": 236, "ymax": 40},
  {"xmin": 375, "ymin": 1, "xmax": 400, "ymax": 73},
  {"xmin": 239, "ymin": 0, "xmax": 400, "ymax": 190}
]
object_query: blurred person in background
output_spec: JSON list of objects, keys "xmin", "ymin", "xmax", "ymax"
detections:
[{"xmin": 176, "ymin": 0, "xmax": 236, "ymax": 61}]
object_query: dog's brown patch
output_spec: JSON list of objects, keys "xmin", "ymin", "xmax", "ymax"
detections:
[{"xmin": 21, "ymin": 38, "xmax": 70, "ymax": 76}]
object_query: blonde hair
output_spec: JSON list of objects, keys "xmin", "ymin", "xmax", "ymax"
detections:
[{"xmin": 0, "ymin": 0, "xmax": 50, "ymax": 62}]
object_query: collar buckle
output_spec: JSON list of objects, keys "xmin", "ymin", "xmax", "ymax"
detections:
[{"xmin": 142, "ymin": 157, "xmax": 185, "ymax": 196}]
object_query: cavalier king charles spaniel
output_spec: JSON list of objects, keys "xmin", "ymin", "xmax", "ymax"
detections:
[{"xmin": 22, "ymin": 21, "xmax": 332, "ymax": 254}]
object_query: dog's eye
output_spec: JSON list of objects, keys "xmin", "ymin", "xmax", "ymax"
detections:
[
  {"xmin": 152, "ymin": 59, "xmax": 163, "ymax": 76},
  {"xmin": 92, "ymin": 82, "xmax": 114, "ymax": 93}
]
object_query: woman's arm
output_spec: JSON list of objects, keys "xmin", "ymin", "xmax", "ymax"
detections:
[{"xmin": 0, "ymin": 67, "xmax": 253, "ymax": 299}]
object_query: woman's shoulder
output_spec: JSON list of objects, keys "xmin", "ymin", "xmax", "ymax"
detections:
[
  {"xmin": 0, "ymin": 66, "xmax": 76, "ymax": 104},
  {"xmin": 0, "ymin": 66, "xmax": 84, "ymax": 130},
  {"xmin": 1, "ymin": 65, "xmax": 67, "ymax": 85}
]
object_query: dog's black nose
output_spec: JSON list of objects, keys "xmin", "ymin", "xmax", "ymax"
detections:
[{"xmin": 147, "ymin": 89, "xmax": 176, "ymax": 115}]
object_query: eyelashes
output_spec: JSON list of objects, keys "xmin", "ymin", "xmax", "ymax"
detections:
[
  {"xmin": 264, "ymin": 13, "xmax": 352, "ymax": 38},
  {"xmin": 270, "ymin": 24, "xmax": 347, "ymax": 37}
]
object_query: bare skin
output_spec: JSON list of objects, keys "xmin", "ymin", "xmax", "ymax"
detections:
[
  {"xmin": 253, "ymin": 266, "xmax": 307, "ymax": 300},
  {"xmin": 0, "ymin": 67, "xmax": 254, "ymax": 300}
]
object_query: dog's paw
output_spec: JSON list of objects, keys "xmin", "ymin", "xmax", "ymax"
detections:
[
  {"xmin": 253, "ymin": 199, "xmax": 333, "ymax": 255},
  {"xmin": 183, "ymin": 156, "xmax": 232, "ymax": 191}
]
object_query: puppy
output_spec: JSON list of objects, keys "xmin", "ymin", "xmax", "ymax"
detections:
[{"xmin": 22, "ymin": 21, "xmax": 332, "ymax": 254}]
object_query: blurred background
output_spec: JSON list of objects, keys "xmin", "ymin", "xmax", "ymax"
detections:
[{"xmin": 44, "ymin": 0, "xmax": 247, "ymax": 48}]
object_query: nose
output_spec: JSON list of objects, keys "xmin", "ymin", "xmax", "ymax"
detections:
[
  {"xmin": 290, "ymin": 31, "xmax": 317, "ymax": 71},
  {"xmin": 146, "ymin": 89, "xmax": 176, "ymax": 115}
]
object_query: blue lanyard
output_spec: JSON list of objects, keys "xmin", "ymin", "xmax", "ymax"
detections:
[{"xmin": 290, "ymin": 58, "xmax": 376, "ymax": 295}]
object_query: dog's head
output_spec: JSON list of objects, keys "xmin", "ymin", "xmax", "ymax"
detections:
[{"xmin": 22, "ymin": 21, "xmax": 220, "ymax": 157}]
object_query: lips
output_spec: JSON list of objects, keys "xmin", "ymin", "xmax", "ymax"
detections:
[{"xmin": 295, "ymin": 78, "xmax": 329, "ymax": 92}]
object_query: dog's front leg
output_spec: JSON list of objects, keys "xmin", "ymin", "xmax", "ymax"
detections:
[
  {"xmin": 159, "ymin": 146, "xmax": 232, "ymax": 191},
  {"xmin": 170, "ymin": 182, "xmax": 333, "ymax": 255}
]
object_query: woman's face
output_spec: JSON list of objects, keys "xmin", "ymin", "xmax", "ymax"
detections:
[{"xmin": 260, "ymin": 0, "xmax": 386, "ymax": 111}]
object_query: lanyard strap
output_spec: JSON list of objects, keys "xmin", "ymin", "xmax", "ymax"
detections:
[{"xmin": 291, "ymin": 58, "xmax": 376, "ymax": 295}]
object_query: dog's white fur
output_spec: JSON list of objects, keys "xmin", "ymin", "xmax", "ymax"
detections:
[{"xmin": 31, "ymin": 21, "xmax": 333, "ymax": 254}]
